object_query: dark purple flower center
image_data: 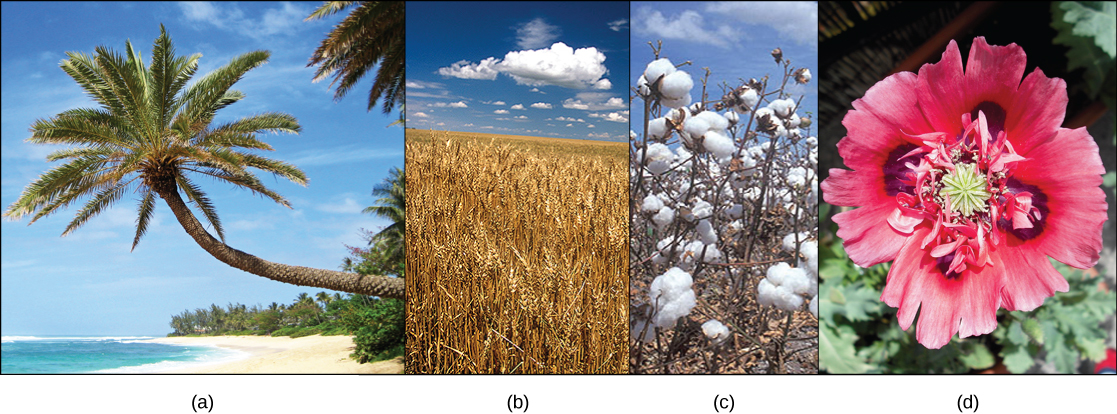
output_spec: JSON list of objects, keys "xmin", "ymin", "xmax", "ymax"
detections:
[{"xmin": 883, "ymin": 144, "xmax": 918, "ymax": 196}]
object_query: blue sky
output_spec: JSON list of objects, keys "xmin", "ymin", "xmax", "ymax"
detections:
[
  {"xmin": 1, "ymin": 2, "xmax": 402, "ymax": 336},
  {"xmin": 405, "ymin": 1, "xmax": 629, "ymax": 142},
  {"xmin": 630, "ymin": 1, "xmax": 818, "ymax": 136}
]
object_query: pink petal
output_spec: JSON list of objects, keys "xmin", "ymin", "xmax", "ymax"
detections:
[
  {"xmin": 887, "ymin": 207, "xmax": 922, "ymax": 234},
  {"xmin": 1012, "ymin": 127, "xmax": 1107, "ymax": 269},
  {"xmin": 915, "ymin": 40, "xmax": 966, "ymax": 135},
  {"xmin": 882, "ymin": 229, "xmax": 1002, "ymax": 348},
  {"xmin": 821, "ymin": 168, "xmax": 886, "ymax": 207},
  {"xmin": 995, "ymin": 242, "xmax": 1069, "ymax": 312},
  {"xmin": 1005, "ymin": 67, "xmax": 1068, "ymax": 155},
  {"xmin": 833, "ymin": 203, "xmax": 908, "ymax": 267},
  {"xmin": 962, "ymin": 37, "xmax": 1027, "ymax": 116},
  {"xmin": 840, "ymin": 71, "xmax": 932, "ymax": 171}
]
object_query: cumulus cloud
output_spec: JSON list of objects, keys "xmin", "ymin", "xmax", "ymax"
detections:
[
  {"xmin": 529, "ymin": 87, "xmax": 544, "ymax": 94},
  {"xmin": 489, "ymin": 101, "xmax": 506, "ymax": 105},
  {"xmin": 590, "ymin": 111, "xmax": 629, "ymax": 123},
  {"xmin": 516, "ymin": 17, "xmax": 561, "ymax": 49},
  {"xmin": 497, "ymin": 42, "xmax": 611, "ymax": 90},
  {"xmin": 554, "ymin": 116, "xmax": 585, "ymax": 122},
  {"xmin": 530, "ymin": 102, "xmax": 552, "ymax": 109},
  {"xmin": 438, "ymin": 57, "xmax": 501, "ymax": 80},
  {"xmin": 406, "ymin": 80, "xmax": 444, "ymax": 89},
  {"xmin": 510, "ymin": 104, "xmax": 525, "ymax": 110},
  {"xmin": 705, "ymin": 2, "xmax": 817, "ymax": 46},
  {"xmin": 412, "ymin": 112, "xmax": 429, "ymax": 118},
  {"xmin": 431, "ymin": 101, "xmax": 469, "ymax": 108},
  {"xmin": 494, "ymin": 109, "xmax": 509, "ymax": 114},
  {"xmin": 633, "ymin": 7, "xmax": 738, "ymax": 48},
  {"xmin": 561, "ymin": 93, "xmax": 626, "ymax": 111},
  {"xmin": 608, "ymin": 18, "xmax": 629, "ymax": 32},
  {"xmin": 514, "ymin": 115, "xmax": 528, "ymax": 119}
]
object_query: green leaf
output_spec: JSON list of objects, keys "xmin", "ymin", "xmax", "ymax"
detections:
[
  {"xmin": 820, "ymin": 279, "xmax": 881, "ymax": 322},
  {"xmin": 1103, "ymin": 171, "xmax": 1116, "ymax": 188},
  {"xmin": 1052, "ymin": 2, "xmax": 1117, "ymax": 103},
  {"xmin": 959, "ymin": 342, "xmax": 995, "ymax": 370},
  {"xmin": 1046, "ymin": 336, "xmax": 1080, "ymax": 373},
  {"xmin": 1000, "ymin": 343, "xmax": 1036, "ymax": 373},
  {"xmin": 1059, "ymin": 1, "xmax": 1117, "ymax": 57},
  {"xmin": 1022, "ymin": 318, "xmax": 1044, "ymax": 345},
  {"xmin": 820, "ymin": 323, "xmax": 872, "ymax": 374},
  {"xmin": 1006, "ymin": 320, "xmax": 1030, "ymax": 345},
  {"xmin": 1076, "ymin": 337, "xmax": 1107, "ymax": 361}
]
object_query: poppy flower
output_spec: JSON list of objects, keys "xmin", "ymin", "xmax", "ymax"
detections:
[{"xmin": 821, "ymin": 37, "xmax": 1107, "ymax": 349}]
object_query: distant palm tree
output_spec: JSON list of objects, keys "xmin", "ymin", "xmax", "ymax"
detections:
[
  {"xmin": 2, "ymin": 25, "xmax": 403, "ymax": 299},
  {"xmin": 363, "ymin": 166, "xmax": 404, "ymax": 266},
  {"xmin": 306, "ymin": 1, "xmax": 404, "ymax": 114}
]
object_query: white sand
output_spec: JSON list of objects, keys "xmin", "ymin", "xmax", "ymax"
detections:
[{"xmin": 146, "ymin": 335, "xmax": 402, "ymax": 374}]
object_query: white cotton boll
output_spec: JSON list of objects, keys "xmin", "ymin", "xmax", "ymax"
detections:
[
  {"xmin": 682, "ymin": 116, "xmax": 711, "ymax": 141},
  {"xmin": 724, "ymin": 110, "xmax": 739, "ymax": 125},
  {"xmin": 660, "ymin": 93, "xmax": 691, "ymax": 109},
  {"xmin": 787, "ymin": 114, "xmax": 801, "ymax": 128},
  {"xmin": 783, "ymin": 268, "xmax": 812, "ymax": 296},
  {"xmin": 647, "ymin": 160, "xmax": 671, "ymax": 175},
  {"xmin": 637, "ymin": 75, "xmax": 651, "ymax": 97},
  {"xmin": 655, "ymin": 289, "xmax": 696, "ymax": 328},
  {"xmin": 768, "ymin": 98, "xmax": 796, "ymax": 118},
  {"xmin": 799, "ymin": 69, "xmax": 812, "ymax": 83},
  {"xmin": 695, "ymin": 110, "xmax": 729, "ymax": 132},
  {"xmin": 753, "ymin": 107, "xmax": 775, "ymax": 123},
  {"xmin": 766, "ymin": 262, "xmax": 793, "ymax": 286},
  {"xmin": 806, "ymin": 136, "xmax": 818, "ymax": 147},
  {"xmin": 644, "ymin": 58, "xmax": 676, "ymax": 86},
  {"xmin": 702, "ymin": 320, "xmax": 730, "ymax": 344},
  {"xmin": 809, "ymin": 295, "xmax": 818, "ymax": 318},
  {"xmin": 648, "ymin": 117, "xmax": 669, "ymax": 141},
  {"xmin": 735, "ymin": 88, "xmax": 759, "ymax": 113},
  {"xmin": 630, "ymin": 130, "xmax": 637, "ymax": 141},
  {"xmin": 675, "ymin": 146, "xmax": 692, "ymax": 162},
  {"xmin": 775, "ymin": 287, "xmax": 804, "ymax": 311},
  {"xmin": 642, "ymin": 194, "xmax": 665, "ymax": 213},
  {"xmin": 700, "ymin": 245, "xmax": 723, "ymax": 262},
  {"xmin": 703, "ymin": 130, "xmax": 735, "ymax": 160},
  {"xmin": 757, "ymin": 279, "xmax": 776, "ymax": 307},
  {"xmin": 725, "ymin": 203, "xmax": 743, "ymax": 219},
  {"xmin": 697, "ymin": 219, "xmax": 717, "ymax": 245},
  {"xmin": 775, "ymin": 124, "xmax": 788, "ymax": 137},
  {"xmin": 659, "ymin": 71, "xmax": 693, "ymax": 100},
  {"xmin": 800, "ymin": 241, "xmax": 818, "ymax": 279},
  {"xmin": 652, "ymin": 206, "xmax": 675, "ymax": 229},
  {"xmin": 782, "ymin": 232, "xmax": 810, "ymax": 252},
  {"xmin": 691, "ymin": 199, "xmax": 713, "ymax": 220}
]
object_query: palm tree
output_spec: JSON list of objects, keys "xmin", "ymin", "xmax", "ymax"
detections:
[
  {"xmin": 305, "ymin": 1, "xmax": 405, "ymax": 114},
  {"xmin": 363, "ymin": 166, "xmax": 404, "ymax": 266},
  {"xmin": 2, "ymin": 25, "xmax": 403, "ymax": 299}
]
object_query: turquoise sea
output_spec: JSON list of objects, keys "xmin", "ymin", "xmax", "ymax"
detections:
[{"xmin": 0, "ymin": 336, "xmax": 246, "ymax": 373}]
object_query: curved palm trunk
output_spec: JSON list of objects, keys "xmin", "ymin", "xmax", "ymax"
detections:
[{"xmin": 153, "ymin": 180, "xmax": 404, "ymax": 299}]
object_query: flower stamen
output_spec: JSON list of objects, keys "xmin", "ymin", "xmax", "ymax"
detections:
[{"xmin": 940, "ymin": 163, "xmax": 990, "ymax": 217}]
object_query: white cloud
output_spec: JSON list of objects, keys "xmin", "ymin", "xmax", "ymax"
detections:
[
  {"xmin": 510, "ymin": 104, "xmax": 525, "ymax": 110},
  {"xmin": 565, "ymin": 123, "xmax": 573, "ymax": 127},
  {"xmin": 516, "ymin": 17, "xmax": 561, "ymax": 49},
  {"xmin": 588, "ymin": 132, "xmax": 611, "ymax": 139},
  {"xmin": 553, "ymin": 116, "xmax": 585, "ymax": 123},
  {"xmin": 489, "ymin": 101, "xmax": 506, "ymax": 105},
  {"xmin": 481, "ymin": 126, "xmax": 494, "ymax": 129},
  {"xmin": 463, "ymin": 123, "xmax": 474, "ymax": 127},
  {"xmin": 178, "ymin": 1, "xmax": 310, "ymax": 40},
  {"xmin": 514, "ymin": 115, "xmax": 528, "ymax": 120},
  {"xmin": 494, "ymin": 109, "xmax": 509, "ymax": 114},
  {"xmin": 412, "ymin": 112, "xmax": 429, "ymax": 118},
  {"xmin": 608, "ymin": 18, "xmax": 629, "ymax": 32},
  {"xmin": 589, "ymin": 111, "xmax": 629, "ymax": 123},
  {"xmin": 530, "ymin": 102, "xmax": 552, "ymax": 109},
  {"xmin": 432, "ymin": 101, "xmax": 469, "ymax": 108},
  {"xmin": 530, "ymin": 87, "xmax": 544, "ymax": 94},
  {"xmin": 406, "ymin": 80, "xmax": 444, "ymax": 89},
  {"xmin": 561, "ymin": 93, "xmax": 625, "ymax": 111},
  {"xmin": 438, "ymin": 57, "xmax": 501, "ymax": 80},
  {"xmin": 705, "ymin": 2, "xmax": 817, "ymax": 46},
  {"xmin": 587, "ymin": 124, "xmax": 596, "ymax": 128},
  {"xmin": 497, "ymin": 43, "xmax": 610, "ymax": 90},
  {"xmin": 436, "ymin": 122, "xmax": 445, "ymax": 126},
  {"xmin": 632, "ymin": 7, "xmax": 738, "ymax": 48}
]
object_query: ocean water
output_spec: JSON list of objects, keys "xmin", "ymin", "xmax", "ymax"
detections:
[{"xmin": 0, "ymin": 336, "xmax": 248, "ymax": 373}]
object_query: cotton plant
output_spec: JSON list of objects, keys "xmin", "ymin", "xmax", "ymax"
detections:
[{"xmin": 630, "ymin": 41, "xmax": 817, "ymax": 373}]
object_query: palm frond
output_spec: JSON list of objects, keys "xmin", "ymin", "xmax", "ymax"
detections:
[
  {"xmin": 61, "ymin": 181, "xmax": 129, "ymax": 237},
  {"xmin": 305, "ymin": 1, "xmax": 357, "ymax": 21},
  {"xmin": 132, "ymin": 189, "xmax": 157, "ymax": 251}
]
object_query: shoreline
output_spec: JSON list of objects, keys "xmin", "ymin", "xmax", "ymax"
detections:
[{"xmin": 145, "ymin": 335, "xmax": 402, "ymax": 374}]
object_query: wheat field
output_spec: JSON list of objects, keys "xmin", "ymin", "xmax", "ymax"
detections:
[{"xmin": 405, "ymin": 129, "xmax": 629, "ymax": 373}]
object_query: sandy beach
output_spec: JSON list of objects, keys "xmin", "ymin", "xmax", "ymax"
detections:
[{"xmin": 146, "ymin": 335, "xmax": 402, "ymax": 374}]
